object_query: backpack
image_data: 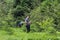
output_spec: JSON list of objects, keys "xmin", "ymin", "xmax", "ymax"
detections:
[{"xmin": 18, "ymin": 21, "xmax": 23, "ymax": 27}]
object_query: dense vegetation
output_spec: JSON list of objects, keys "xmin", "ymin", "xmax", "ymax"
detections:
[{"xmin": 0, "ymin": 0, "xmax": 60, "ymax": 40}]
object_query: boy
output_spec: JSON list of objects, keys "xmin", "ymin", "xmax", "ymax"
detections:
[{"xmin": 25, "ymin": 16, "xmax": 31, "ymax": 33}]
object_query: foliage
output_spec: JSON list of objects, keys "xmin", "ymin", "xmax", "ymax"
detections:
[{"xmin": 0, "ymin": 0, "xmax": 60, "ymax": 40}]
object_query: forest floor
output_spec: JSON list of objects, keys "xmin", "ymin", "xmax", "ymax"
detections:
[{"xmin": 0, "ymin": 28, "xmax": 60, "ymax": 40}]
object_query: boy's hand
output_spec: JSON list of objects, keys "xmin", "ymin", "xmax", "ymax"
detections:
[{"xmin": 29, "ymin": 21, "xmax": 31, "ymax": 24}]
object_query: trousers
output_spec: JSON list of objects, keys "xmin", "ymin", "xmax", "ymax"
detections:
[{"xmin": 26, "ymin": 24, "xmax": 30, "ymax": 33}]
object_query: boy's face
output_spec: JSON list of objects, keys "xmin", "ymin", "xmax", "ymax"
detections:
[{"xmin": 27, "ymin": 16, "xmax": 29, "ymax": 18}]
